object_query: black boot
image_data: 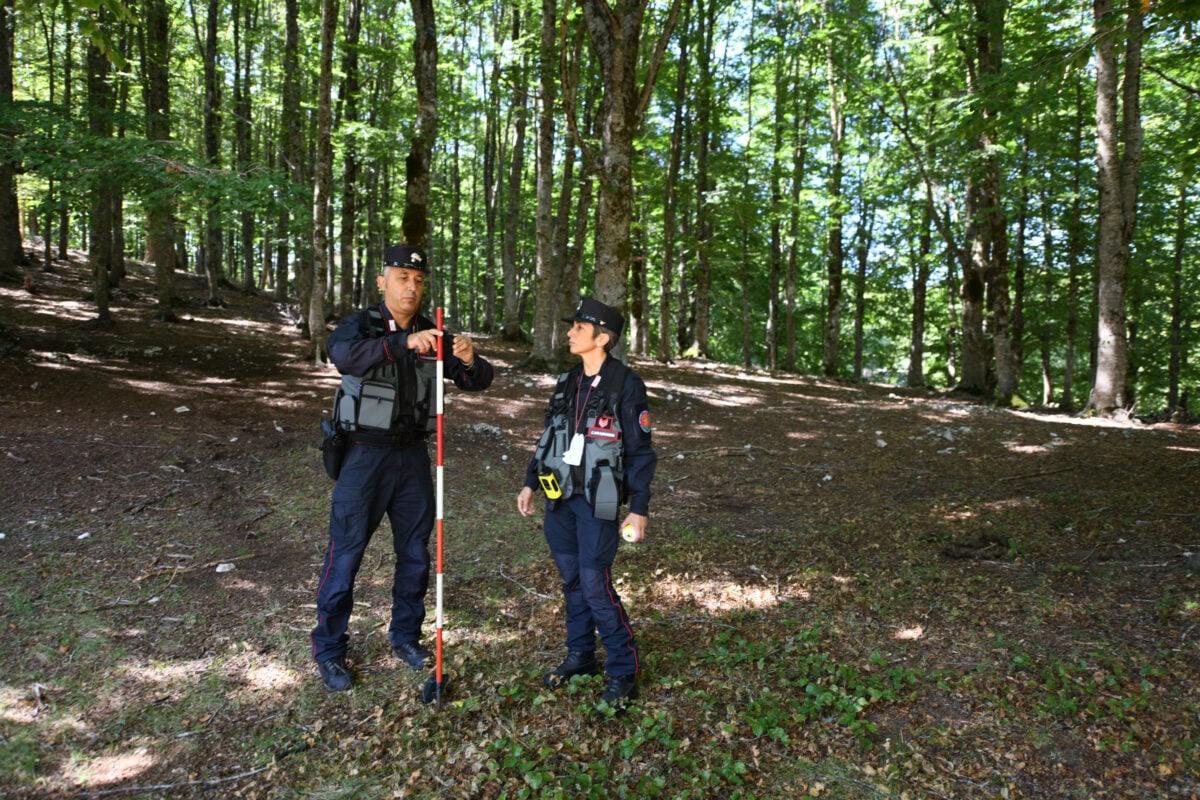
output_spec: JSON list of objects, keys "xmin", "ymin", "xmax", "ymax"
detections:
[
  {"xmin": 600, "ymin": 674, "xmax": 638, "ymax": 706},
  {"xmin": 544, "ymin": 650, "xmax": 600, "ymax": 687},
  {"xmin": 392, "ymin": 641, "xmax": 432, "ymax": 669},
  {"xmin": 317, "ymin": 657, "xmax": 354, "ymax": 692}
]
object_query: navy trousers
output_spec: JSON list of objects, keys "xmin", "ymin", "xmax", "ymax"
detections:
[
  {"xmin": 311, "ymin": 441, "xmax": 433, "ymax": 663},
  {"xmin": 544, "ymin": 494, "xmax": 639, "ymax": 678}
]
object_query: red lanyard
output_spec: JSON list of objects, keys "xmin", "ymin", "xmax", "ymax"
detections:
[{"xmin": 574, "ymin": 373, "xmax": 601, "ymax": 431}]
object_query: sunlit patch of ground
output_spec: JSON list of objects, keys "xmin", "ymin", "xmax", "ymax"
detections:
[
  {"xmin": 63, "ymin": 747, "xmax": 158, "ymax": 788},
  {"xmin": 650, "ymin": 575, "xmax": 810, "ymax": 613}
]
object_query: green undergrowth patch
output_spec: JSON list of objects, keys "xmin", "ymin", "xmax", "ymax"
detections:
[{"xmin": 235, "ymin": 620, "xmax": 926, "ymax": 800}]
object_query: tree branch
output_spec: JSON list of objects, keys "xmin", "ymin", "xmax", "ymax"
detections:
[
  {"xmin": 636, "ymin": 0, "xmax": 684, "ymax": 123},
  {"xmin": 1145, "ymin": 60, "xmax": 1200, "ymax": 96}
]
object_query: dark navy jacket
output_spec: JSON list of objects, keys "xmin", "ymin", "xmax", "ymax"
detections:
[{"xmin": 328, "ymin": 304, "xmax": 494, "ymax": 395}]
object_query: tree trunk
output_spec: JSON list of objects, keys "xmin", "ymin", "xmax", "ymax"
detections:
[
  {"xmin": 657, "ymin": 0, "xmax": 689, "ymax": 363},
  {"xmin": 362, "ymin": 161, "xmax": 381, "ymax": 308},
  {"xmin": 851, "ymin": 189, "xmax": 874, "ymax": 382},
  {"xmin": 482, "ymin": 27, "xmax": 500, "ymax": 332},
  {"xmin": 0, "ymin": 0, "xmax": 22, "ymax": 281},
  {"xmin": 578, "ymin": 0, "xmax": 681, "ymax": 356},
  {"xmin": 959, "ymin": 178, "xmax": 988, "ymax": 392},
  {"xmin": 338, "ymin": 0, "xmax": 362, "ymax": 316},
  {"xmin": 58, "ymin": 20, "xmax": 73, "ymax": 260},
  {"xmin": 821, "ymin": 0, "xmax": 845, "ymax": 379},
  {"xmin": 276, "ymin": 0, "xmax": 303, "ymax": 305},
  {"xmin": 310, "ymin": 0, "xmax": 337, "ymax": 364},
  {"xmin": 739, "ymin": 10, "xmax": 757, "ymax": 369},
  {"xmin": 1062, "ymin": 77, "xmax": 1085, "ymax": 411},
  {"xmin": 550, "ymin": 47, "xmax": 590, "ymax": 364},
  {"xmin": 501, "ymin": 9, "xmax": 529, "ymax": 341},
  {"xmin": 954, "ymin": 0, "xmax": 1013, "ymax": 401},
  {"xmin": 530, "ymin": 0, "xmax": 561, "ymax": 365},
  {"xmin": 1039, "ymin": 185, "xmax": 1054, "ymax": 406},
  {"xmin": 631, "ymin": 227, "xmax": 649, "ymax": 355},
  {"xmin": 1013, "ymin": 132, "xmax": 1030, "ymax": 376},
  {"xmin": 142, "ymin": 0, "xmax": 178, "ymax": 319},
  {"xmin": 907, "ymin": 93, "xmax": 941, "ymax": 389},
  {"xmin": 1118, "ymin": 2, "xmax": 1143, "ymax": 410},
  {"xmin": 785, "ymin": 60, "xmax": 814, "ymax": 373},
  {"xmin": 112, "ymin": 35, "xmax": 131, "ymax": 287},
  {"xmin": 1166, "ymin": 154, "xmax": 1190, "ymax": 411},
  {"xmin": 234, "ymin": 0, "xmax": 257, "ymax": 294},
  {"xmin": 582, "ymin": 7, "xmax": 634, "ymax": 328},
  {"xmin": 944, "ymin": 236, "xmax": 961, "ymax": 385},
  {"xmin": 691, "ymin": 0, "xmax": 714, "ymax": 357},
  {"xmin": 403, "ymin": 0, "xmax": 437, "ymax": 253},
  {"xmin": 559, "ymin": 164, "xmax": 593, "ymax": 364},
  {"xmin": 550, "ymin": 140, "xmax": 577, "ymax": 359},
  {"xmin": 32, "ymin": 1, "xmax": 58, "ymax": 272},
  {"xmin": 1087, "ymin": 0, "xmax": 1142, "ymax": 416},
  {"xmin": 85, "ymin": 27, "xmax": 114, "ymax": 325},
  {"xmin": 907, "ymin": 198, "xmax": 932, "ymax": 388},
  {"xmin": 195, "ymin": 0, "xmax": 223, "ymax": 306},
  {"xmin": 766, "ymin": 31, "xmax": 784, "ymax": 373},
  {"xmin": 985, "ymin": 158, "xmax": 1016, "ymax": 401},
  {"xmin": 449, "ymin": 127, "xmax": 461, "ymax": 318},
  {"xmin": 740, "ymin": 217, "xmax": 751, "ymax": 368}
]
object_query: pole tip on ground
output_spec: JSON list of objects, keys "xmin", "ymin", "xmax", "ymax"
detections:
[{"xmin": 422, "ymin": 676, "xmax": 449, "ymax": 707}]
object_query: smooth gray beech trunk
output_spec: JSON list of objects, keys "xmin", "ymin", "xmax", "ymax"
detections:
[
  {"xmin": 577, "ymin": 0, "xmax": 680, "ymax": 357},
  {"xmin": 1087, "ymin": 0, "xmax": 1143, "ymax": 416}
]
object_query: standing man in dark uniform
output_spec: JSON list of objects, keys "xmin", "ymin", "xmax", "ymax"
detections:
[
  {"xmin": 312, "ymin": 244, "xmax": 494, "ymax": 692},
  {"xmin": 516, "ymin": 298, "xmax": 657, "ymax": 708}
]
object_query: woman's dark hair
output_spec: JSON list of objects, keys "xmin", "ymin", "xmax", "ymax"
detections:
[{"xmin": 591, "ymin": 322, "xmax": 619, "ymax": 353}]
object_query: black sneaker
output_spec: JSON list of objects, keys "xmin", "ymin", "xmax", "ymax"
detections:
[
  {"xmin": 600, "ymin": 674, "xmax": 638, "ymax": 705},
  {"xmin": 392, "ymin": 641, "xmax": 432, "ymax": 669},
  {"xmin": 317, "ymin": 657, "xmax": 354, "ymax": 692},
  {"xmin": 544, "ymin": 650, "xmax": 600, "ymax": 687}
]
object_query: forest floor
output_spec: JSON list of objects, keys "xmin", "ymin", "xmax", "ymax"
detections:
[{"xmin": 1, "ymin": 249, "xmax": 1198, "ymax": 800}]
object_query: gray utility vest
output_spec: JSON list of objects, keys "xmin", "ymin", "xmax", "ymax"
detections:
[
  {"xmin": 535, "ymin": 361, "xmax": 628, "ymax": 520},
  {"xmin": 332, "ymin": 309, "xmax": 438, "ymax": 441}
]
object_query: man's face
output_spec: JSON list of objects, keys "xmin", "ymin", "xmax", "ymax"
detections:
[
  {"xmin": 378, "ymin": 267, "xmax": 425, "ymax": 318},
  {"xmin": 567, "ymin": 321, "xmax": 607, "ymax": 356}
]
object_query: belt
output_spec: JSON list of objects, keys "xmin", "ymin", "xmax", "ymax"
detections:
[{"xmin": 350, "ymin": 431, "xmax": 428, "ymax": 448}]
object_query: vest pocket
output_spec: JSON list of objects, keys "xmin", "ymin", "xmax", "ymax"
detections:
[
  {"xmin": 589, "ymin": 462, "xmax": 620, "ymax": 521},
  {"xmin": 335, "ymin": 390, "xmax": 358, "ymax": 430},
  {"xmin": 357, "ymin": 380, "xmax": 397, "ymax": 430},
  {"xmin": 535, "ymin": 418, "xmax": 575, "ymax": 499}
]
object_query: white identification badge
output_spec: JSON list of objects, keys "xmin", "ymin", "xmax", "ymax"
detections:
[{"xmin": 563, "ymin": 433, "xmax": 585, "ymax": 466}]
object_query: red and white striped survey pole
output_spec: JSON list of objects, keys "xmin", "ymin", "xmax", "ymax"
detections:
[
  {"xmin": 429, "ymin": 306, "xmax": 447, "ymax": 706},
  {"xmin": 434, "ymin": 307, "xmax": 448, "ymax": 700}
]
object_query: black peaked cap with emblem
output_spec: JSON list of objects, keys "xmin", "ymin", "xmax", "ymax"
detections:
[
  {"xmin": 383, "ymin": 244, "xmax": 428, "ymax": 273},
  {"xmin": 562, "ymin": 297, "xmax": 624, "ymax": 340}
]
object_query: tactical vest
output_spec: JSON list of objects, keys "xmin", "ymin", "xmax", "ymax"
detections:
[
  {"xmin": 535, "ymin": 360, "xmax": 628, "ymax": 520},
  {"xmin": 332, "ymin": 308, "xmax": 439, "ymax": 441}
]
